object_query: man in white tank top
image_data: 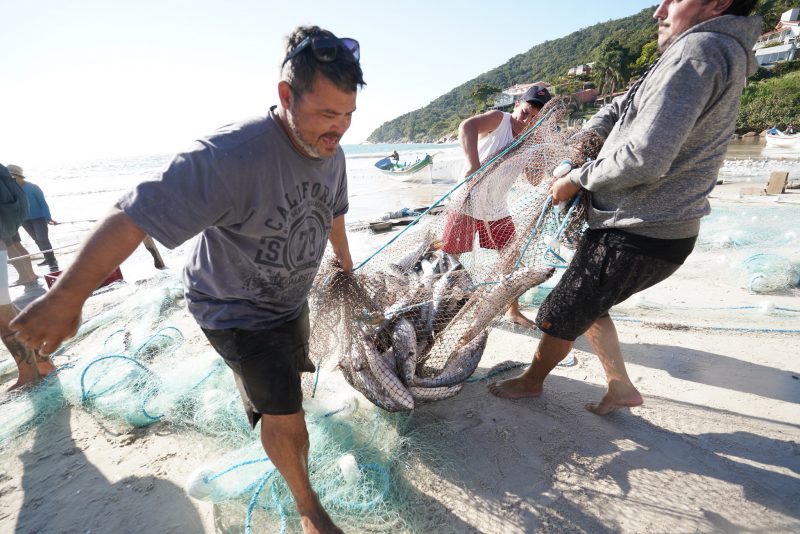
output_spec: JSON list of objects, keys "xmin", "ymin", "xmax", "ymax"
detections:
[{"xmin": 442, "ymin": 85, "xmax": 552, "ymax": 327}]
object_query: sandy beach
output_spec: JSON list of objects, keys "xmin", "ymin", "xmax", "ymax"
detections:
[{"xmin": 1, "ymin": 184, "xmax": 798, "ymax": 533}]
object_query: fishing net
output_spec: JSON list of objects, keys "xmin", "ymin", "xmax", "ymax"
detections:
[{"xmin": 308, "ymin": 99, "xmax": 602, "ymax": 411}]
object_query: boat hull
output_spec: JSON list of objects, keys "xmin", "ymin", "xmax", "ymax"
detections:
[
  {"xmin": 765, "ymin": 129, "xmax": 800, "ymax": 148},
  {"xmin": 374, "ymin": 154, "xmax": 434, "ymax": 178}
]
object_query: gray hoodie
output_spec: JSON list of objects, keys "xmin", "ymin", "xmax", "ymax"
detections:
[{"xmin": 569, "ymin": 15, "xmax": 762, "ymax": 239}]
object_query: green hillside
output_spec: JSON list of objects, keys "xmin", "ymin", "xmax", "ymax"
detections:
[{"xmin": 367, "ymin": 0, "xmax": 799, "ymax": 143}]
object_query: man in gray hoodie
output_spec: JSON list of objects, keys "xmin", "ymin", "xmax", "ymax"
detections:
[{"xmin": 489, "ymin": 0, "xmax": 761, "ymax": 414}]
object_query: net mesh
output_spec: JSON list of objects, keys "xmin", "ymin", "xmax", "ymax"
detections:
[{"xmin": 308, "ymin": 99, "xmax": 602, "ymax": 411}]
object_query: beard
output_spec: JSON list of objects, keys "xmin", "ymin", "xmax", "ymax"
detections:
[
  {"xmin": 286, "ymin": 107, "xmax": 321, "ymax": 158},
  {"xmin": 657, "ymin": 13, "xmax": 707, "ymax": 53}
]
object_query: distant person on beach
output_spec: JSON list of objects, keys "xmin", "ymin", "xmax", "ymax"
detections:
[
  {"xmin": 489, "ymin": 0, "xmax": 761, "ymax": 414},
  {"xmin": 7, "ymin": 165, "xmax": 60, "ymax": 273},
  {"xmin": 1, "ymin": 232, "xmax": 38, "ymax": 288},
  {"xmin": 390, "ymin": 150, "xmax": 399, "ymax": 161},
  {"xmin": 0, "ymin": 163, "xmax": 54, "ymax": 389},
  {"xmin": 11, "ymin": 25, "xmax": 363, "ymax": 534},
  {"xmin": 442, "ymin": 84, "xmax": 552, "ymax": 328}
]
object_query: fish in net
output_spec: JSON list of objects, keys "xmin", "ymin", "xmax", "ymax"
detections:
[{"xmin": 308, "ymin": 98, "xmax": 603, "ymax": 411}]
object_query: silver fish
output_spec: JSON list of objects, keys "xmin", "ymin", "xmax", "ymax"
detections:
[
  {"xmin": 429, "ymin": 269, "xmax": 472, "ymax": 333},
  {"xmin": 341, "ymin": 337, "xmax": 410, "ymax": 412},
  {"xmin": 409, "ymin": 383, "xmax": 464, "ymax": 402},
  {"xmin": 460, "ymin": 266, "xmax": 554, "ymax": 343},
  {"xmin": 348, "ymin": 365, "xmax": 409, "ymax": 412},
  {"xmin": 411, "ymin": 330, "xmax": 488, "ymax": 388},
  {"xmin": 365, "ymin": 344, "xmax": 415, "ymax": 410},
  {"xmin": 392, "ymin": 318, "xmax": 417, "ymax": 385},
  {"xmin": 390, "ymin": 234, "xmax": 432, "ymax": 274},
  {"xmin": 419, "ymin": 255, "xmax": 440, "ymax": 277}
]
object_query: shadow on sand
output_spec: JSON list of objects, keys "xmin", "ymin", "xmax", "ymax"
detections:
[
  {"xmin": 13, "ymin": 377, "xmax": 203, "ymax": 533},
  {"xmin": 410, "ymin": 369, "xmax": 800, "ymax": 533}
]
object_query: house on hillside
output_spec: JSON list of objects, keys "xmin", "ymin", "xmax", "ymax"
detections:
[
  {"xmin": 491, "ymin": 81, "xmax": 551, "ymax": 109},
  {"xmin": 567, "ymin": 63, "xmax": 594, "ymax": 76},
  {"xmin": 753, "ymin": 7, "xmax": 800, "ymax": 66}
]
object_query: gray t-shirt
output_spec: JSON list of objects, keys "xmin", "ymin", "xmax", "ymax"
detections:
[{"xmin": 117, "ymin": 107, "xmax": 349, "ymax": 329}]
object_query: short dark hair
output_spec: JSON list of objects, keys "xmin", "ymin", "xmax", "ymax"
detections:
[
  {"xmin": 281, "ymin": 26, "xmax": 366, "ymax": 97},
  {"xmin": 722, "ymin": 0, "xmax": 758, "ymax": 16}
]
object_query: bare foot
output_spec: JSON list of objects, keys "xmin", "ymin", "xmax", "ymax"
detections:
[
  {"xmin": 7, "ymin": 373, "xmax": 42, "ymax": 392},
  {"xmin": 505, "ymin": 310, "xmax": 535, "ymax": 328},
  {"xmin": 37, "ymin": 357, "xmax": 56, "ymax": 378},
  {"xmin": 488, "ymin": 374, "xmax": 542, "ymax": 399},
  {"xmin": 299, "ymin": 509, "xmax": 343, "ymax": 534},
  {"xmin": 297, "ymin": 498, "xmax": 342, "ymax": 534},
  {"xmin": 9, "ymin": 276, "xmax": 38, "ymax": 288},
  {"xmin": 585, "ymin": 381, "xmax": 643, "ymax": 415}
]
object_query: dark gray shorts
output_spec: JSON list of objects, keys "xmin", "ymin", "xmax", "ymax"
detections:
[
  {"xmin": 202, "ymin": 302, "xmax": 315, "ymax": 428},
  {"xmin": 535, "ymin": 230, "xmax": 686, "ymax": 341}
]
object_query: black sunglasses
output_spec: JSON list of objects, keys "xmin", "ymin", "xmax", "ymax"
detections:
[{"xmin": 282, "ymin": 35, "xmax": 360, "ymax": 67}]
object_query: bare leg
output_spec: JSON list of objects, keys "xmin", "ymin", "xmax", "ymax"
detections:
[
  {"xmin": 0, "ymin": 303, "xmax": 42, "ymax": 389},
  {"xmin": 260, "ymin": 412, "xmax": 342, "ymax": 534},
  {"xmin": 6, "ymin": 242, "xmax": 37, "ymax": 284},
  {"xmin": 488, "ymin": 333, "xmax": 573, "ymax": 399},
  {"xmin": 583, "ymin": 315, "xmax": 643, "ymax": 415},
  {"xmin": 142, "ymin": 235, "xmax": 166, "ymax": 270},
  {"xmin": 505, "ymin": 299, "xmax": 535, "ymax": 328}
]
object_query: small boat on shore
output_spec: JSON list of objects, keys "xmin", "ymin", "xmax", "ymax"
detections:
[
  {"xmin": 765, "ymin": 128, "xmax": 800, "ymax": 148},
  {"xmin": 374, "ymin": 153, "xmax": 434, "ymax": 178}
]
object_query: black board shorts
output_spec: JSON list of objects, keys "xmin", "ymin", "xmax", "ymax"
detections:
[
  {"xmin": 202, "ymin": 301, "xmax": 315, "ymax": 428},
  {"xmin": 535, "ymin": 229, "xmax": 695, "ymax": 341}
]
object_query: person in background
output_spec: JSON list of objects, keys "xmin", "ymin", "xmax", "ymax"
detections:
[
  {"xmin": 7, "ymin": 165, "xmax": 59, "ymax": 272},
  {"xmin": 1, "ymin": 232, "xmax": 38, "ymax": 288},
  {"xmin": 0, "ymin": 163, "xmax": 54, "ymax": 389},
  {"xmin": 10, "ymin": 25, "xmax": 362, "ymax": 534},
  {"xmin": 489, "ymin": 0, "xmax": 761, "ymax": 414},
  {"xmin": 442, "ymin": 84, "xmax": 552, "ymax": 327}
]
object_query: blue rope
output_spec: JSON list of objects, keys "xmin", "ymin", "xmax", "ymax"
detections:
[
  {"xmin": 132, "ymin": 326, "xmax": 184, "ymax": 358},
  {"xmin": 354, "ymin": 106, "xmax": 559, "ymax": 272},
  {"xmin": 80, "ymin": 354, "xmax": 150, "ymax": 401},
  {"xmin": 271, "ymin": 478, "xmax": 288, "ymax": 534},
  {"xmin": 102, "ymin": 329, "xmax": 129, "ymax": 353},
  {"xmin": 514, "ymin": 193, "xmax": 582, "ymax": 271},
  {"xmin": 80, "ymin": 355, "xmax": 163, "ymax": 422},
  {"xmin": 244, "ymin": 470, "xmax": 281, "ymax": 534},
  {"xmin": 206, "ymin": 457, "xmax": 273, "ymax": 483},
  {"xmin": 140, "ymin": 386, "xmax": 164, "ymax": 421}
]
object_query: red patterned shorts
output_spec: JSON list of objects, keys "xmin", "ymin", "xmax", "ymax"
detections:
[{"xmin": 441, "ymin": 213, "xmax": 515, "ymax": 255}]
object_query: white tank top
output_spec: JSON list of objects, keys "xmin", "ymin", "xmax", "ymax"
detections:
[{"xmin": 458, "ymin": 112, "xmax": 517, "ymax": 220}]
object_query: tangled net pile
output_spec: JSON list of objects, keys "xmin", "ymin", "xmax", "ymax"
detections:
[
  {"xmin": 309, "ymin": 99, "xmax": 602, "ymax": 411},
  {"xmin": 0, "ymin": 273, "xmax": 449, "ymax": 533}
]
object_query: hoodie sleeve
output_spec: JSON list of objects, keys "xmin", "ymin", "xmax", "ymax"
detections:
[
  {"xmin": 582, "ymin": 94, "xmax": 625, "ymax": 140},
  {"xmin": 570, "ymin": 48, "xmax": 726, "ymax": 192}
]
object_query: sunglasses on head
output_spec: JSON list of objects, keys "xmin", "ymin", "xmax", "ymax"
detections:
[{"xmin": 282, "ymin": 35, "xmax": 360, "ymax": 67}]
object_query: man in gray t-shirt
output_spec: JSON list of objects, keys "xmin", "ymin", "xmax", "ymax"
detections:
[{"xmin": 12, "ymin": 25, "xmax": 363, "ymax": 534}]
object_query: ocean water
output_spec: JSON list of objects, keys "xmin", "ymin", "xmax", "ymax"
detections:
[{"xmin": 6, "ymin": 138, "xmax": 799, "ymax": 286}]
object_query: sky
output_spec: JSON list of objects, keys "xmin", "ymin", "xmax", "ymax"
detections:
[{"xmin": 0, "ymin": 0, "xmax": 657, "ymax": 164}]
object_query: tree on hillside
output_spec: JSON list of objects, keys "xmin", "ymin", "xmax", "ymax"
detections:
[
  {"xmin": 592, "ymin": 37, "xmax": 631, "ymax": 95},
  {"xmin": 470, "ymin": 83, "xmax": 502, "ymax": 113},
  {"xmin": 631, "ymin": 40, "xmax": 658, "ymax": 76}
]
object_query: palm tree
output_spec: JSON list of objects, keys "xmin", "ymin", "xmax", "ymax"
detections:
[{"xmin": 593, "ymin": 37, "xmax": 630, "ymax": 96}]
